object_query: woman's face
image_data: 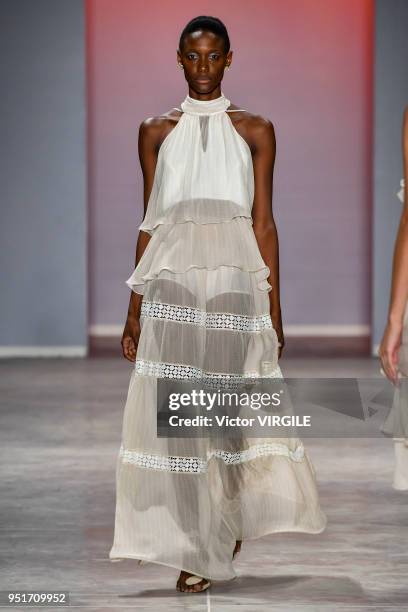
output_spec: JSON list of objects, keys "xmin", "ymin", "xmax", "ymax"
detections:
[{"xmin": 177, "ymin": 30, "xmax": 232, "ymax": 95}]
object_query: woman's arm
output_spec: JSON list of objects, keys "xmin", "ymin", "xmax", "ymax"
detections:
[
  {"xmin": 379, "ymin": 106, "xmax": 408, "ymax": 382},
  {"xmin": 249, "ymin": 118, "xmax": 284, "ymax": 357},
  {"xmin": 388, "ymin": 107, "xmax": 408, "ymax": 326},
  {"xmin": 121, "ymin": 118, "xmax": 161, "ymax": 361}
]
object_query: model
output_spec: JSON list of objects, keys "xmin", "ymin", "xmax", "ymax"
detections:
[
  {"xmin": 109, "ymin": 15, "xmax": 327, "ymax": 592},
  {"xmin": 379, "ymin": 105, "xmax": 408, "ymax": 490}
]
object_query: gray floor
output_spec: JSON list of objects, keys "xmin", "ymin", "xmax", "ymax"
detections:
[{"xmin": 0, "ymin": 356, "xmax": 407, "ymax": 611}]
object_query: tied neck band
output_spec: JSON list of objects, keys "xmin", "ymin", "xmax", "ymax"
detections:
[{"xmin": 180, "ymin": 92, "xmax": 231, "ymax": 115}]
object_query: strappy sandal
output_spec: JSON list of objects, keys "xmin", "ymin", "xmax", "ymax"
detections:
[{"xmin": 177, "ymin": 571, "xmax": 212, "ymax": 593}]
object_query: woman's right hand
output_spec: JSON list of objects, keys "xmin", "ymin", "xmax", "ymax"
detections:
[{"xmin": 121, "ymin": 316, "xmax": 141, "ymax": 362}]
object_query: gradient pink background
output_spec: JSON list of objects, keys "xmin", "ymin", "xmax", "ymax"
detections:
[{"xmin": 86, "ymin": 0, "xmax": 373, "ymax": 330}]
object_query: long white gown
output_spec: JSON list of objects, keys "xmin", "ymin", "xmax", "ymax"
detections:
[{"xmin": 109, "ymin": 92, "xmax": 327, "ymax": 580}]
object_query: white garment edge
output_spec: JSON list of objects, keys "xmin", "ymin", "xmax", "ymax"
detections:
[
  {"xmin": 397, "ymin": 178, "xmax": 405, "ymax": 203},
  {"xmin": 172, "ymin": 107, "xmax": 246, "ymax": 113},
  {"xmin": 119, "ymin": 441, "xmax": 306, "ymax": 474},
  {"xmin": 140, "ymin": 300, "xmax": 274, "ymax": 332},
  {"xmin": 134, "ymin": 358, "xmax": 282, "ymax": 382}
]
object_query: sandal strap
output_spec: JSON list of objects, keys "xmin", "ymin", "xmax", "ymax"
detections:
[{"xmin": 185, "ymin": 575, "xmax": 208, "ymax": 586}]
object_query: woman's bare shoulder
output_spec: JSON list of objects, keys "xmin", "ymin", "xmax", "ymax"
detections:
[
  {"xmin": 139, "ymin": 108, "xmax": 182, "ymax": 148},
  {"xmin": 228, "ymin": 105, "xmax": 275, "ymax": 153},
  {"xmin": 229, "ymin": 104, "xmax": 274, "ymax": 127}
]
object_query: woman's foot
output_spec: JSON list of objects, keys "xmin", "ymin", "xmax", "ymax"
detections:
[
  {"xmin": 232, "ymin": 540, "xmax": 242, "ymax": 560},
  {"xmin": 176, "ymin": 570, "xmax": 211, "ymax": 593}
]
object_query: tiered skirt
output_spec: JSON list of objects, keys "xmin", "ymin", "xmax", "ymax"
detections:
[{"xmin": 109, "ymin": 201, "xmax": 327, "ymax": 580}]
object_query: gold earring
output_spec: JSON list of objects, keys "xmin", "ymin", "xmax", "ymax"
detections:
[
  {"xmin": 225, "ymin": 64, "xmax": 230, "ymax": 70},
  {"xmin": 178, "ymin": 63, "xmax": 184, "ymax": 70}
]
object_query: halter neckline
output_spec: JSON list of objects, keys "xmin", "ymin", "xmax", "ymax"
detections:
[{"xmin": 180, "ymin": 92, "xmax": 231, "ymax": 115}]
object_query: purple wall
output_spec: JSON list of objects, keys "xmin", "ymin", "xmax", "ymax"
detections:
[{"xmin": 87, "ymin": 0, "xmax": 373, "ymax": 330}]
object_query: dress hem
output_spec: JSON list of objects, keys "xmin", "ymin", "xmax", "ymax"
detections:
[
  {"xmin": 108, "ymin": 520, "xmax": 327, "ymax": 581},
  {"xmin": 108, "ymin": 553, "xmax": 233, "ymax": 582}
]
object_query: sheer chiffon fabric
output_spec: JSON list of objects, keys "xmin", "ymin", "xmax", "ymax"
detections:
[
  {"xmin": 109, "ymin": 92, "xmax": 327, "ymax": 579},
  {"xmin": 127, "ymin": 212, "xmax": 273, "ymax": 295}
]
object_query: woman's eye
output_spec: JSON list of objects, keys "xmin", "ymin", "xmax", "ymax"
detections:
[{"xmin": 185, "ymin": 53, "xmax": 220, "ymax": 61}]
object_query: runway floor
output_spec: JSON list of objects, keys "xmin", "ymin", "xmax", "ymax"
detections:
[{"xmin": 0, "ymin": 356, "xmax": 407, "ymax": 611}]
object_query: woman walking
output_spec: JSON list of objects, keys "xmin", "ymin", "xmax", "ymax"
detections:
[{"xmin": 110, "ymin": 15, "xmax": 326, "ymax": 592}]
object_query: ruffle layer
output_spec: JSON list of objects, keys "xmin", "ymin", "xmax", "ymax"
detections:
[
  {"xmin": 127, "ymin": 217, "xmax": 272, "ymax": 294},
  {"xmin": 138, "ymin": 198, "xmax": 253, "ymax": 235}
]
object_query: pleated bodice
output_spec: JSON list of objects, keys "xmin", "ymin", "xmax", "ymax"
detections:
[
  {"xmin": 138, "ymin": 92, "xmax": 254, "ymax": 234},
  {"xmin": 128, "ymin": 92, "xmax": 273, "ymax": 294}
]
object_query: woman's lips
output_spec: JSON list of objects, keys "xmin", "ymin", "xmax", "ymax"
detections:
[{"xmin": 195, "ymin": 78, "xmax": 211, "ymax": 83}]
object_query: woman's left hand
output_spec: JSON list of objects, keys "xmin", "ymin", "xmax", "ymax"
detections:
[
  {"xmin": 272, "ymin": 317, "xmax": 284, "ymax": 359},
  {"xmin": 379, "ymin": 320, "xmax": 403, "ymax": 385}
]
